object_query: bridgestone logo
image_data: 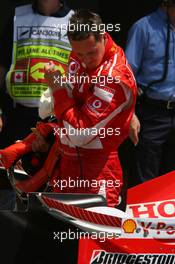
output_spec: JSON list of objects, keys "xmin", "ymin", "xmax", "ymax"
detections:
[{"xmin": 90, "ymin": 251, "xmax": 175, "ymax": 264}]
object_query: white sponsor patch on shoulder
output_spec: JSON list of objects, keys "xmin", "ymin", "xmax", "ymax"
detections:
[
  {"xmin": 93, "ymin": 85, "xmax": 115, "ymax": 103},
  {"xmin": 68, "ymin": 60, "xmax": 80, "ymax": 74}
]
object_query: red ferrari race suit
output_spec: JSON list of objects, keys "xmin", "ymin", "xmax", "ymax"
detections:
[{"xmin": 51, "ymin": 33, "xmax": 137, "ymax": 207}]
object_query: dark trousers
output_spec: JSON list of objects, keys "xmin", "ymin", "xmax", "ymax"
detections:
[
  {"xmin": 135, "ymin": 98, "xmax": 175, "ymax": 183},
  {"xmin": 0, "ymin": 93, "xmax": 39, "ymax": 210},
  {"xmin": 0, "ymin": 94, "xmax": 39, "ymax": 148}
]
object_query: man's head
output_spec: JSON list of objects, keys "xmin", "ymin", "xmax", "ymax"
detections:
[
  {"xmin": 33, "ymin": 0, "xmax": 64, "ymax": 16},
  {"xmin": 161, "ymin": 0, "xmax": 175, "ymax": 6},
  {"xmin": 160, "ymin": 0, "xmax": 175, "ymax": 25},
  {"xmin": 67, "ymin": 10, "xmax": 106, "ymax": 70}
]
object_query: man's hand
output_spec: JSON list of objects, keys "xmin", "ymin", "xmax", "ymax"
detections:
[
  {"xmin": 129, "ymin": 113, "xmax": 140, "ymax": 146},
  {"xmin": 0, "ymin": 116, "xmax": 3, "ymax": 132},
  {"xmin": 44, "ymin": 61, "xmax": 63, "ymax": 92},
  {"xmin": 32, "ymin": 129, "xmax": 50, "ymax": 153},
  {"xmin": 0, "ymin": 65, "xmax": 7, "ymax": 89}
]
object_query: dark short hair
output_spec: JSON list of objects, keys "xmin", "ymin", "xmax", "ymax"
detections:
[
  {"xmin": 159, "ymin": 0, "xmax": 175, "ymax": 5},
  {"xmin": 67, "ymin": 9, "xmax": 103, "ymax": 41}
]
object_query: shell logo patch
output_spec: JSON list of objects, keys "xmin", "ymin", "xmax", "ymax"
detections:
[{"xmin": 122, "ymin": 219, "xmax": 137, "ymax": 233}]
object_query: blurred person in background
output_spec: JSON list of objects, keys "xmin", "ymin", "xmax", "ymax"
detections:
[
  {"xmin": 126, "ymin": 0, "xmax": 175, "ymax": 184},
  {"xmin": 0, "ymin": 0, "xmax": 73, "ymax": 209}
]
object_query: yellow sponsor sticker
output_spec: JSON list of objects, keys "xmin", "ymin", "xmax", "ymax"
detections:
[
  {"xmin": 16, "ymin": 45, "xmax": 70, "ymax": 64},
  {"xmin": 11, "ymin": 84, "xmax": 47, "ymax": 98}
]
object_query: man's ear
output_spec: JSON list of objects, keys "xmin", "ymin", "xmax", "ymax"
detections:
[
  {"xmin": 101, "ymin": 33, "xmax": 107, "ymax": 46},
  {"xmin": 98, "ymin": 33, "xmax": 105, "ymax": 44}
]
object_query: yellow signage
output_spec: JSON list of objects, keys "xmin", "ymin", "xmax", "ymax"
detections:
[{"xmin": 16, "ymin": 45, "xmax": 70, "ymax": 64}]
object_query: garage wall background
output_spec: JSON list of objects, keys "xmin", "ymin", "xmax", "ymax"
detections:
[
  {"xmin": 1, "ymin": 0, "xmax": 158, "ymax": 49},
  {"xmin": 0, "ymin": 0, "xmax": 100, "ymax": 33}
]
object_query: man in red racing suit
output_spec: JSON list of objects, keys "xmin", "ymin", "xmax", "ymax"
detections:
[{"xmin": 42, "ymin": 10, "xmax": 137, "ymax": 207}]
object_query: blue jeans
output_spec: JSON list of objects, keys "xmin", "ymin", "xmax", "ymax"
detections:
[
  {"xmin": 0, "ymin": 189, "xmax": 16, "ymax": 210},
  {"xmin": 136, "ymin": 98, "xmax": 175, "ymax": 183}
]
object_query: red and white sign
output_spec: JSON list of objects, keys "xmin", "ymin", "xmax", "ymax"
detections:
[
  {"xmin": 78, "ymin": 171, "xmax": 175, "ymax": 263},
  {"xmin": 14, "ymin": 71, "xmax": 24, "ymax": 83}
]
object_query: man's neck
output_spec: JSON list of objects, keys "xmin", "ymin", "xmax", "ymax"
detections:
[
  {"xmin": 161, "ymin": 6, "xmax": 175, "ymax": 29},
  {"xmin": 38, "ymin": 2, "xmax": 62, "ymax": 16}
]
